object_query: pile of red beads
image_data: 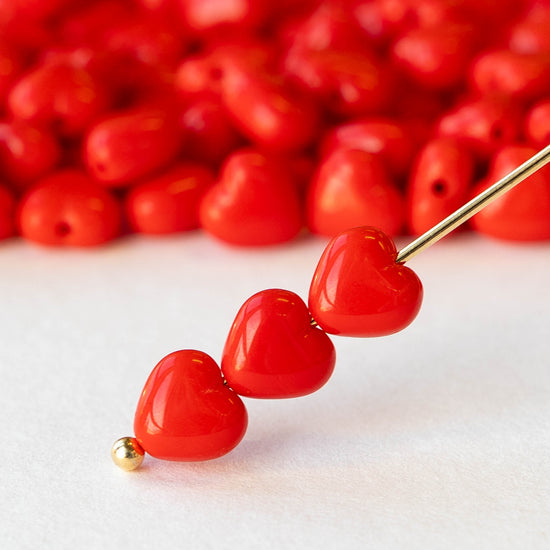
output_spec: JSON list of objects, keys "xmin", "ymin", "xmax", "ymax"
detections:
[{"xmin": 1, "ymin": 0, "xmax": 550, "ymax": 247}]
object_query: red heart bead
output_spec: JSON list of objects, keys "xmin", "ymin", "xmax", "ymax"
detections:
[
  {"xmin": 309, "ymin": 226, "xmax": 423, "ymax": 337},
  {"xmin": 222, "ymin": 289, "xmax": 336, "ymax": 398},
  {"xmin": 199, "ymin": 149, "xmax": 303, "ymax": 246},
  {"xmin": 134, "ymin": 349, "xmax": 248, "ymax": 461},
  {"xmin": 471, "ymin": 145, "xmax": 550, "ymax": 241},
  {"xmin": 306, "ymin": 148, "xmax": 405, "ymax": 238}
]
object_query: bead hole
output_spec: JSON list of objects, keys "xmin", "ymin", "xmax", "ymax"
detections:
[
  {"xmin": 431, "ymin": 179, "xmax": 447, "ymax": 197},
  {"xmin": 490, "ymin": 124, "xmax": 503, "ymax": 141},
  {"xmin": 54, "ymin": 221, "xmax": 71, "ymax": 237}
]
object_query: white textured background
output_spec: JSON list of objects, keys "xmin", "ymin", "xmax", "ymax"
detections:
[{"xmin": 1, "ymin": 232, "xmax": 549, "ymax": 549}]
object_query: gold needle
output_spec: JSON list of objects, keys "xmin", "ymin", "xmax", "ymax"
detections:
[{"xmin": 396, "ymin": 143, "xmax": 550, "ymax": 264}]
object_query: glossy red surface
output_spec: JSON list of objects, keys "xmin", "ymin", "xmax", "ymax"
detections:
[
  {"xmin": 200, "ymin": 149, "xmax": 303, "ymax": 246},
  {"xmin": 306, "ymin": 149, "xmax": 404, "ymax": 238},
  {"xmin": 125, "ymin": 162, "xmax": 214, "ymax": 234},
  {"xmin": 84, "ymin": 107, "xmax": 181, "ymax": 186},
  {"xmin": 309, "ymin": 226, "xmax": 423, "ymax": 337},
  {"xmin": 222, "ymin": 289, "xmax": 336, "ymax": 398},
  {"xmin": 221, "ymin": 62, "xmax": 318, "ymax": 153},
  {"xmin": 8, "ymin": 62, "xmax": 108, "ymax": 137},
  {"xmin": 17, "ymin": 169, "xmax": 121, "ymax": 246},
  {"xmin": 471, "ymin": 145, "xmax": 550, "ymax": 241},
  {"xmin": 134, "ymin": 349, "xmax": 248, "ymax": 461},
  {"xmin": 407, "ymin": 137, "xmax": 474, "ymax": 235}
]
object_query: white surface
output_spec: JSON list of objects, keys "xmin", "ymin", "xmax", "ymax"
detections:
[{"xmin": 1, "ymin": 232, "xmax": 549, "ymax": 549}]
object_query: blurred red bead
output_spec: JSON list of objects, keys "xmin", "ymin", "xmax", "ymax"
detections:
[
  {"xmin": 0, "ymin": 120, "xmax": 61, "ymax": 192},
  {"xmin": 436, "ymin": 95, "xmax": 522, "ymax": 160},
  {"xmin": 221, "ymin": 63, "xmax": 318, "ymax": 153},
  {"xmin": 306, "ymin": 148, "xmax": 404, "ymax": 238},
  {"xmin": 471, "ymin": 145, "xmax": 550, "ymax": 241},
  {"xmin": 0, "ymin": 184, "xmax": 16, "ymax": 240},
  {"xmin": 179, "ymin": 96, "xmax": 243, "ymax": 165},
  {"xmin": 134, "ymin": 349, "xmax": 248, "ymax": 461},
  {"xmin": 18, "ymin": 169, "xmax": 121, "ymax": 246},
  {"xmin": 469, "ymin": 49, "xmax": 550, "ymax": 103},
  {"xmin": 283, "ymin": 46, "xmax": 393, "ymax": 117},
  {"xmin": 125, "ymin": 163, "xmax": 215, "ymax": 234},
  {"xmin": 392, "ymin": 24, "xmax": 477, "ymax": 89},
  {"xmin": 200, "ymin": 149, "xmax": 303, "ymax": 246},
  {"xmin": 8, "ymin": 62, "xmax": 109, "ymax": 137},
  {"xmin": 525, "ymin": 98, "xmax": 550, "ymax": 148},
  {"xmin": 406, "ymin": 137, "xmax": 474, "ymax": 235},
  {"xmin": 84, "ymin": 106, "xmax": 182, "ymax": 187},
  {"xmin": 320, "ymin": 117, "xmax": 418, "ymax": 179}
]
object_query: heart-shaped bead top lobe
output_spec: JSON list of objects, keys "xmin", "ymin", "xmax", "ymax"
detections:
[
  {"xmin": 222, "ymin": 289, "xmax": 336, "ymax": 398},
  {"xmin": 134, "ymin": 350, "xmax": 248, "ymax": 461},
  {"xmin": 309, "ymin": 227, "xmax": 423, "ymax": 337}
]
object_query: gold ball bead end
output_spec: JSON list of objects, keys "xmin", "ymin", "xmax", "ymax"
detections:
[{"xmin": 111, "ymin": 437, "xmax": 145, "ymax": 471}]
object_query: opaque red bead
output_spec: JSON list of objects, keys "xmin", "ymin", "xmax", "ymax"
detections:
[
  {"xmin": 125, "ymin": 163, "xmax": 215, "ymax": 234},
  {"xmin": 320, "ymin": 117, "xmax": 418, "ymax": 179},
  {"xmin": 524, "ymin": 99, "xmax": 550, "ymax": 148},
  {"xmin": 436, "ymin": 96, "xmax": 521, "ymax": 160},
  {"xmin": 179, "ymin": 97, "xmax": 242, "ymax": 166},
  {"xmin": 221, "ymin": 64, "xmax": 318, "ymax": 153},
  {"xmin": 8, "ymin": 62, "xmax": 109, "ymax": 137},
  {"xmin": 306, "ymin": 148, "xmax": 404, "ymax": 238},
  {"xmin": 283, "ymin": 47, "xmax": 392, "ymax": 117},
  {"xmin": 18, "ymin": 169, "xmax": 121, "ymax": 246},
  {"xmin": 407, "ymin": 137, "xmax": 474, "ymax": 235},
  {"xmin": 84, "ymin": 107, "xmax": 182, "ymax": 186},
  {"xmin": 200, "ymin": 149, "xmax": 303, "ymax": 246},
  {"xmin": 309, "ymin": 226, "xmax": 423, "ymax": 337},
  {"xmin": 222, "ymin": 289, "xmax": 336, "ymax": 398},
  {"xmin": 134, "ymin": 349, "xmax": 248, "ymax": 461},
  {"xmin": 471, "ymin": 145, "xmax": 550, "ymax": 241},
  {"xmin": 392, "ymin": 24, "xmax": 476, "ymax": 89}
]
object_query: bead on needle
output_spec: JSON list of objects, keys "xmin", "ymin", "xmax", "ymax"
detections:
[{"xmin": 396, "ymin": 143, "xmax": 550, "ymax": 264}]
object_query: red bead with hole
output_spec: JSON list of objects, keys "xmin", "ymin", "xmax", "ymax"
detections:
[
  {"xmin": 307, "ymin": 148, "xmax": 404, "ymax": 238},
  {"xmin": 134, "ymin": 349, "xmax": 248, "ymax": 461},
  {"xmin": 392, "ymin": 24, "xmax": 477, "ymax": 90},
  {"xmin": 125, "ymin": 163, "xmax": 215, "ymax": 234},
  {"xmin": 407, "ymin": 137, "xmax": 475, "ymax": 235},
  {"xmin": 17, "ymin": 169, "xmax": 121, "ymax": 246},
  {"xmin": 309, "ymin": 226, "xmax": 423, "ymax": 337},
  {"xmin": 222, "ymin": 289, "xmax": 336, "ymax": 398},
  {"xmin": 179, "ymin": 96, "xmax": 243, "ymax": 166},
  {"xmin": 200, "ymin": 149, "xmax": 303, "ymax": 246},
  {"xmin": 471, "ymin": 145, "xmax": 550, "ymax": 241},
  {"xmin": 436, "ymin": 95, "xmax": 522, "ymax": 160},
  {"xmin": 84, "ymin": 106, "xmax": 182, "ymax": 186}
]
